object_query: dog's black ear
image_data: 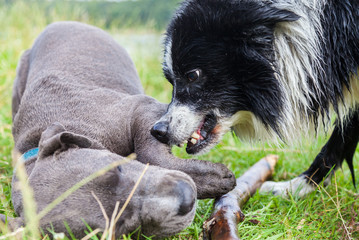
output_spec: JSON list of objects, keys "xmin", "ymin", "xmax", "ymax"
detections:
[
  {"xmin": 38, "ymin": 122, "xmax": 96, "ymax": 158},
  {"xmin": 259, "ymin": 6, "xmax": 300, "ymax": 25}
]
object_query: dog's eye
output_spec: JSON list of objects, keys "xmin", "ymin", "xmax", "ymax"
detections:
[{"xmin": 185, "ymin": 69, "xmax": 201, "ymax": 82}]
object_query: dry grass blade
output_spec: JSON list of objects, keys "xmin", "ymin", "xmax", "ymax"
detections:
[
  {"xmin": 91, "ymin": 191, "xmax": 110, "ymax": 240},
  {"xmin": 222, "ymin": 146, "xmax": 305, "ymax": 153},
  {"xmin": 109, "ymin": 163, "xmax": 149, "ymax": 240},
  {"xmin": 81, "ymin": 228, "xmax": 101, "ymax": 240},
  {"xmin": 14, "ymin": 156, "xmax": 40, "ymax": 239},
  {"xmin": 114, "ymin": 163, "xmax": 149, "ymax": 223},
  {"xmin": 309, "ymin": 175, "xmax": 352, "ymax": 239},
  {"xmin": 37, "ymin": 154, "xmax": 135, "ymax": 221},
  {"xmin": 0, "ymin": 227, "xmax": 24, "ymax": 240},
  {"xmin": 6, "ymin": 153, "xmax": 135, "ymax": 239},
  {"xmin": 108, "ymin": 201, "xmax": 120, "ymax": 240},
  {"xmin": 0, "ymin": 215, "xmax": 10, "ymax": 236}
]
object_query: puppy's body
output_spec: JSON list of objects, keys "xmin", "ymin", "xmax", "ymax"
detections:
[
  {"xmin": 11, "ymin": 21, "xmax": 235, "ymax": 237},
  {"xmin": 151, "ymin": 0, "xmax": 359, "ymax": 196},
  {"xmin": 13, "ymin": 22, "xmax": 144, "ymax": 155}
]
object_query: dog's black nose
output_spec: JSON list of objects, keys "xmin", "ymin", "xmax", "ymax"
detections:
[
  {"xmin": 176, "ymin": 180, "xmax": 196, "ymax": 216},
  {"xmin": 151, "ymin": 121, "xmax": 170, "ymax": 144}
]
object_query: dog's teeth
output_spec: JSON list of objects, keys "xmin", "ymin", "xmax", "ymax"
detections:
[
  {"xmin": 191, "ymin": 132, "xmax": 200, "ymax": 139},
  {"xmin": 190, "ymin": 138, "xmax": 197, "ymax": 144},
  {"xmin": 182, "ymin": 140, "xmax": 188, "ymax": 145}
]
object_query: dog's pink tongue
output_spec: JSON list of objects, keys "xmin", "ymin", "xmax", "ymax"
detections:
[
  {"xmin": 197, "ymin": 130, "xmax": 204, "ymax": 140},
  {"xmin": 197, "ymin": 121, "xmax": 205, "ymax": 140}
]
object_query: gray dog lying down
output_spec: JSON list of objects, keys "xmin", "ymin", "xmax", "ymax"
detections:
[{"xmin": 9, "ymin": 21, "xmax": 236, "ymax": 237}]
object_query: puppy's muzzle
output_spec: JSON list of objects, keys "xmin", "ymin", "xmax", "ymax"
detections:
[{"xmin": 151, "ymin": 121, "xmax": 170, "ymax": 144}]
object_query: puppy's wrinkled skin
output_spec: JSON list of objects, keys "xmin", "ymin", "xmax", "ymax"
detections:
[{"xmin": 10, "ymin": 21, "xmax": 235, "ymax": 238}]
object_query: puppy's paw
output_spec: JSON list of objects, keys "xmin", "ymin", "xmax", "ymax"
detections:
[
  {"xmin": 191, "ymin": 162, "xmax": 236, "ymax": 199},
  {"xmin": 259, "ymin": 176, "xmax": 315, "ymax": 198}
]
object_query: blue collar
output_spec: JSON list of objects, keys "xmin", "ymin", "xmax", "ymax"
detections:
[{"xmin": 22, "ymin": 148, "xmax": 39, "ymax": 161}]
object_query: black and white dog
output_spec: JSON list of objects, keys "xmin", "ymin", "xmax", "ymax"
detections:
[{"xmin": 151, "ymin": 0, "xmax": 359, "ymax": 197}]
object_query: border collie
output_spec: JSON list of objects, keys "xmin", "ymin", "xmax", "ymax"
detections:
[{"xmin": 151, "ymin": 0, "xmax": 359, "ymax": 196}]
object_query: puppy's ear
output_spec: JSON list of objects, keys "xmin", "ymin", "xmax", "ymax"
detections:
[{"xmin": 38, "ymin": 122, "xmax": 98, "ymax": 158}]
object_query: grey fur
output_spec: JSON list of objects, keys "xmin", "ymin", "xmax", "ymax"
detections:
[{"xmin": 10, "ymin": 21, "xmax": 235, "ymax": 238}]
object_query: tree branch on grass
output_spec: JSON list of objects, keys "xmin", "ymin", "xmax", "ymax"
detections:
[{"xmin": 203, "ymin": 155, "xmax": 278, "ymax": 240}]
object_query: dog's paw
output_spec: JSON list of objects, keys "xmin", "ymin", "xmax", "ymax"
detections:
[
  {"xmin": 259, "ymin": 176, "xmax": 316, "ymax": 198},
  {"xmin": 191, "ymin": 162, "xmax": 236, "ymax": 199}
]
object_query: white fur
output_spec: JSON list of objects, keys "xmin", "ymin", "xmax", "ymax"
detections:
[
  {"xmin": 229, "ymin": 111, "xmax": 281, "ymax": 144},
  {"xmin": 241, "ymin": 0, "xmax": 327, "ymax": 143},
  {"xmin": 164, "ymin": 39, "xmax": 174, "ymax": 76},
  {"xmin": 156, "ymin": 102, "xmax": 203, "ymax": 144},
  {"xmin": 272, "ymin": 0, "xmax": 325, "ymax": 142},
  {"xmin": 259, "ymin": 175, "xmax": 316, "ymax": 197},
  {"xmin": 339, "ymin": 71, "xmax": 359, "ymax": 121},
  {"xmin": 231, "ymin": 0, "xmax": 359, "ymax": 144}
]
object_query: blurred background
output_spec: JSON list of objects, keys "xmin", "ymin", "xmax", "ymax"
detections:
[
  {"xmin": 0, "ymin": 0, "xmax": 357, "ymax": 239},
  {"xmin": 0, "ymin": 0, "xmax": 182, "ymax": 102}
]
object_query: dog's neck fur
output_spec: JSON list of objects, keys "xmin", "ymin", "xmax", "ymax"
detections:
[
  {"xmin": 232, "ymin": 0, "xmax": 328, "ymax": 143},
  {"xmin": 272, "ymin": 0, "xmax": 325, "ymax": 139},
  {"xmin": 232, "ymin": 0, "xmax": 359, "ymax": 144}
]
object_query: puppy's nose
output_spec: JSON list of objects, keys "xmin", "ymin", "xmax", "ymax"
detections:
[
  {"xmin": 175, "ymin": 180, "xmax": 196, "ymax": 216},
  {"xmin": 151, "ymin": 121, "xmax": 170, "ymax": 144}
]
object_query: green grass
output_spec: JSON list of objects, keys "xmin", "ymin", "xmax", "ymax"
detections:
[{"xmin": 0, "ymin": 1, "xmax": 358, "ymax": 239}]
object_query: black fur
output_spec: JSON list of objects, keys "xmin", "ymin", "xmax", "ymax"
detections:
[
  {"xmin": 303, "ymin": 110, "xmax": 359, "ymax": 187},
  {"xmin": 313, "ymin": 1, "xmax": 359, "ymax": 121},
  {"xmin": 164, "ymin": 0, "xmax": 299, "ymax": 135},
  {"xmin": 157, "ymin": 0, "xmax": 359, "ymax": 188},
  {"xmin": 302, "ymin": 0, "xmax": 359, "ymax": 185}
]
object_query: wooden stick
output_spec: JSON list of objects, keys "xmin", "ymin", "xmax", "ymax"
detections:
[{"xmin": 203, "ymin": 155, "xmax": 278, "ymax": 240}]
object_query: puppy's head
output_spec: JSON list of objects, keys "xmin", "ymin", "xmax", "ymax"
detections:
[
  {"xmin": 12, "ymin": 123, "xmax": 196, "ymax": 238},
  {"xmin": 152, "ymin": 0, "xmax": 299, "ymax": 154}
]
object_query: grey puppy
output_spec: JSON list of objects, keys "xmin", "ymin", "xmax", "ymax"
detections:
[{"xmin": 9, "ymin": 21, "xmax": 236, "ymax": 238}]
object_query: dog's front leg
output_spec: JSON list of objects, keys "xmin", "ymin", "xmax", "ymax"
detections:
[{"xmin": 260, "ymin": 110, "xmax": 359, "ymax": 197}]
